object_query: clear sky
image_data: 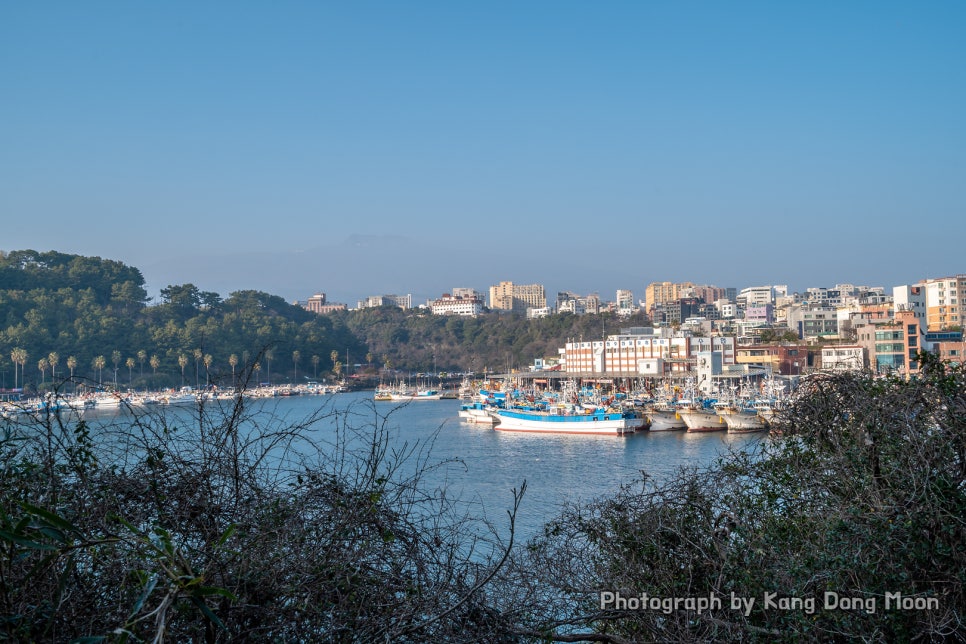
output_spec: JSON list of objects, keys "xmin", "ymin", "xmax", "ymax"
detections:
[{"xmin": 3, "ymin": 2, "xmax": 965, "ymax": 306}]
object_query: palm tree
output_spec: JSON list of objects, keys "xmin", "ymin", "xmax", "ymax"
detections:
[
  {"xmin": 229, "ymin": 354, "xmax": 238, "ymax": 388},
  {"xmin": 265, "ymin": 349, "xmax": 274, "ymax": 385},
  {"xmin": 366, "ymin": 351, "xmax": 374, "ymax": 370},
  {"xmin": 126, "ymin": 357, "xmax": 136, "ymax": 386},
  {"xmin": 11, "ymin": 348, "xmax": 27, "ymax": 390},
  {"xmin": 203, "ymin": 354, "xmax": 212, "ymax": 387},
  {"xmin": 111, "ymin": 350, "xmax": 121, "ymax": 386},
  {"xmin": 253, "ymin": 361, "xmax": 261, "ymax": 385},
  {"xmin": 137, "ymin": 350, "xmax": 147, "ymax": 378},
  {"xmin": 150, "ymin": 354, "xmax": 160, "ymax": 376},
  {"xmin": 38, "ymin": 358, "xmax": 49, "ymax": 384},
  {"xmin": 67, "ymin": 355, "xmax": 77, "ymax": 383},
  {"xmin": 330, "ymin": 350, "xmax": 339, "ymax": 374},
  {"xmin": 193, "ymin": 349, "xmax": 202, "ymax": 388},
  {"xmin": 311, "ymin": 354, "xmax": 320, "ymax": 379},
  {"xmin": 93, "ymin": 356, "xmax": 106, "ymax": 386},
  {"xmin": 178, "ymin": 354, "xmax": 189, "ymax": 387},
  {"xmin": 292, "ymin": 350, "xmax": 301, "ymax": 383},
  {"xmin": 48, "ymin": 352, "xmax": 59, "ymax": 381}
]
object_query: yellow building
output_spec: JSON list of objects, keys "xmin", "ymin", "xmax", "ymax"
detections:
[
  {"xmin": 924, "ymin": 274, "xmax": 966, "ymax": 331},
  {"xmin": 488, "ymin": 281, "xmax": 546, "ymax": 313}
]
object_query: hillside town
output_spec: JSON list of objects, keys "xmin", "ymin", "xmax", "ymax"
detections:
[{"xmin": 299, "ymin": 275, "xmax": 966, "ymax": 385}]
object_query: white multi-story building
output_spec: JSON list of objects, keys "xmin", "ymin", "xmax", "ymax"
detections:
[
  {"xmin": 616, "ymin": 289, "xmax": 636, "ymax": 317},
  {"xmin": 429, "ymin": 293, "xmax": 484, "ymax": 316},
  {"xmin": 820, "ymin": 345, "xmax": 866, "ymax": 372},
  {"xmin": 358, "ymin": 294, "xmax": 412, "ymax": 309},
  {"xmin": 893, "ymin": 284, "xmax": 926, "ymax": 323},
  {"xmin": 737, "ymin": 286, "xmax": 774, "ymax": 308},
  {"xmin": 559, "ymin": 328, "xmax": 735, "ymax": 377}
]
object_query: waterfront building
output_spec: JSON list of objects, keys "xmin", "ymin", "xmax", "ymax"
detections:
[
  {"xmin": 735, "ymin": 344, "xmax": 809, "ymax": 375},
  {"xmin": 558, "ymin": 327, "xmax": 735, "ymax": 378}
]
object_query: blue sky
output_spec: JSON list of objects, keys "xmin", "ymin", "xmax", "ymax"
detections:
[{"xmin": 3, "ymin": 2, "xmax": 965, "ymax": 306}]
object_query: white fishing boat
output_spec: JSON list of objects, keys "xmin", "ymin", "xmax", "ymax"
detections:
[
  {"xmin": 490, "ymin": 403, "xmax": 643, "ymax": 435},
  {"xmin": 646, "ymin": 403, "xmax": 687, "ymax": 431},
  {"xmin": 676, "ymin": 405, "xmax": 728, "ymax": 432},
  {"xmin": 390, "ymin": 388, "xmax": 443, "ymax": 401},
  {"xmin": 717, "ymin": 404, "xmax": 768, "ymax": 433}
]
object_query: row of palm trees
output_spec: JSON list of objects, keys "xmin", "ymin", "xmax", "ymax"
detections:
[{"xmin": 7, "ymin": 347, "xmax": 350, "ymax": 391}]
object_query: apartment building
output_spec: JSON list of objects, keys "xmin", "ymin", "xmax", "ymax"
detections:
[
  {"xmin": 489, "ymin": 281, "xmax": 547, "ymax": 313},
  {"xmin": 924, "ymin": 274, "xmax": 966, "ymax": 331}
]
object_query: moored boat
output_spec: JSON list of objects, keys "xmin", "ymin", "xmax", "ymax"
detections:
[
  {"xmin": 718, "ymin": 405, "xmax": 768, "ymax": 433},
  {"xmin": 646, "ymin": 403, "xmax": 687, "ymax": 432},
  {"xmin": 677, "ymin": 406, "xmax": 728, "ymax": 432},
  {"xmin": 491, "ymin": 404, "xmax": 643, "ymax": 435},
  {"xmin": 458, "ymin": 401, "xmax": 498, "ymax": 425}
]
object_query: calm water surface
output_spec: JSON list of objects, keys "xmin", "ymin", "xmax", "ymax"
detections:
[{"xmin": 75, "ymin": 391, "xmax": 763, "ymax": 538}]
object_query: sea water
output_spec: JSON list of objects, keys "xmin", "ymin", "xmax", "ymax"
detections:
[{"xmin": 46, "ymin": 390, "xmax": 764, "ymax": 539}]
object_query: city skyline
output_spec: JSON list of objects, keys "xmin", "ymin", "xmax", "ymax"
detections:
[{"xmin": 3, "ymin": 4, "xmax": 965, "ymax": 305}]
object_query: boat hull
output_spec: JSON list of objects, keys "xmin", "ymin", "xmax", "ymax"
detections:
[
  {"xmin": 677, "ymin": 408, "xmax": 727, "ymax": 432},
  {"xmin": 458, "ymin": 405, "xmax": 498, "ymax": 425},
  {"xmin": 646, "ymin": 409, "xmax": 686, "ymax": 431},
  {"xmin": 492, "ymin": 408, "xmax": 643, "ymax": 435},
  {"xmin": 720, "ymin": 409, "xmax": 767, "ymax": 433}
]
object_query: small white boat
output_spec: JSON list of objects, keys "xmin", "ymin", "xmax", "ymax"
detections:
[{"xmin": 458, "ymin": 401, "xmax": 498, "ymax": 425}]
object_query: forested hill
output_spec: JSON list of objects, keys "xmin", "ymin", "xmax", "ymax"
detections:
[
  {"xmin": 0, "ymin": 249, "xmax": 650, "ymax": 390},
  {"xmin": 0, "ymin": 250, "xmax": 361, "ymax": 390}
]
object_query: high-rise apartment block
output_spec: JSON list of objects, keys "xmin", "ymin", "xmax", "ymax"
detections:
[
  {"xmin": 489, "ymin": 281, "xmax": 547, "ymax": 313},
  {"xmin": 923, "ymin": 274, "xmax": 966, "ymax": 331}
]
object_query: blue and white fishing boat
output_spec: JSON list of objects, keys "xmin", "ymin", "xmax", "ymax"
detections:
[{"xmin": 490, "ymin": 402, "xmax": 644, "ymax": 435}]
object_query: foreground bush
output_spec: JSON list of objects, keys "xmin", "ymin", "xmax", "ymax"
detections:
[
  {"xmin": 2, "ymin": 353, "xmax": 964, "ymax": 642},
  {"xmin": 0, "ymin": 378, "xmax": 523, "ymax": 642},
  {"xmin": 511, "ymin": 353, "xmax": 965, "ymax": 642}
]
